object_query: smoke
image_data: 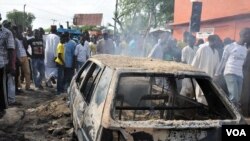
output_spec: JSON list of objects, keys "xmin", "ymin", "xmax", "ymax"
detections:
[
  {"xmin": 96, "ymin": 10, "xmax": 176, "ymax": 59},
  {"xmin": 109, "ymin": 14, "xmax": 174, "ymax": 58}
]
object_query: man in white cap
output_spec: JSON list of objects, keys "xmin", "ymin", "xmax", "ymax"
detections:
[{"xmin": 96, "ymin": 29, "xmax": 115, "ymax": 54}]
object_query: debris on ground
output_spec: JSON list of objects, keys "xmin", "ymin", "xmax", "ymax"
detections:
[{"xmin": 0, "ymin": 86, "xmax": 75, "ymax": 141}]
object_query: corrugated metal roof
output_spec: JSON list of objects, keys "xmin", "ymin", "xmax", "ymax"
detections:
[{"xmin": 73, "ymin": 13, "xmax": 103, "ymax": 26}]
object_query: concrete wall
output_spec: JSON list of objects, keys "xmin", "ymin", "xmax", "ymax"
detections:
[
  {"xmin": 173, "ymin": 17, "xmax": 250, "ymax": 41},
  {"xmin": 174, "ymin": 0, "xmax": 250, "ymax": 24},
  {"xmin": 173, "ymin": 0, "xmax": 250, "ymax": 41}
]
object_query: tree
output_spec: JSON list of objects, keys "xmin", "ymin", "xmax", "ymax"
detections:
[
  {"xmin": 114, "ymin": 0, "xmax": 174, "ymax": 34},
  {"xmin": 6, "ymin": 9, "xmax": 35, "ymax": 31},
  {"xmin": 79, "ymin": 25, "xmax": 96, "ymax": 32}
]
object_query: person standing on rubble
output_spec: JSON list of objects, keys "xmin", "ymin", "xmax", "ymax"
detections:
[
  {"xmin": 216, "ymin": 28, "xmax": 250, "ymax": 110},
  {"xmin": 63, "ymin": 32, "xmax": 76, "ymax": 89},
  {"xmin": 27, "ymin": 29, "xmax": 45, "ymax": 90},
  {"xmin": 241, "ymin": 43, "xmax": 250, "ymax": 116},
  {"xmin": 148, "ymin": 31, "xmax": 172, "ymax": 60},
  {"xmin": 74, "ymin": 33, "xmax": 90, "ymax": 71},
  {"xmin": 45, "ymin": 26, "xmax": 60, "ymax": 87},
  {"xmin": 0, "ymin": 13, "xmax": 15, "ymax": 115},
  {"xmin": 192, "ymin": 35, "xmax": 220, "ymax": 104},
  {"xmin": 180, "ymin": 34, "xmax": 197, "ymax": 97}
]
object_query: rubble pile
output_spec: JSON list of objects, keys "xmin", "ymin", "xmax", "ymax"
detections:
[{"xmin": 0, "ymin": 92, "xmax": 75, "ymax": 141}]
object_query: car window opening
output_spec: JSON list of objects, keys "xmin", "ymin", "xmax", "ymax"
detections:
[
  {"xmin": 80, "ymin": 63, "xmax": 102, "ymax": 104},
  {"xmin": 113, "ymin": 73, "xmax": 235, "ymax": 121}
]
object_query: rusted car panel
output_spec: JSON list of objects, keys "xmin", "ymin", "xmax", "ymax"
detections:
[
  {"xmin": 100, "ymin": 127, "xmax": 221, "ymax": 141},
  {"xmin": 100, "ymin": 71, "xmax": 242, "ymax": 141},
  {"xmin": 69, "ymin": 60, "xmax": 114, "ymax": 140},
  {"xmin": 68, "ymin": 55, "xmax": 245, "ymax": 141},
  {"xmin": 81, "ymin": 68, "xmax": 114, "ymax": 141}
]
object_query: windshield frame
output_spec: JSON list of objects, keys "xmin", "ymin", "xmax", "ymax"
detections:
[{"xmin": 110, "ymin": 71, "xmax": 237, "ymax": 122}]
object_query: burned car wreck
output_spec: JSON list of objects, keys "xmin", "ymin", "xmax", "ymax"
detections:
[{"xmin": 68, "ymin": 54, "xmax": 245, "ymax": 141}]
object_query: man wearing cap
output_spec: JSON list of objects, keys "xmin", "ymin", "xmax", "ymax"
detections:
[
  {"xmin": 96, "ymin": 29, "xmax": 115, "ymax": 54},
  {"xmin": 0, "ymin": 13, "xmax": 15, "ymax": 114}
]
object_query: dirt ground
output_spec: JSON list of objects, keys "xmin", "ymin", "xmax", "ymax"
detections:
[{"xmin": 0, "ymin": 84, "xmax": 75, "ymax": 141}]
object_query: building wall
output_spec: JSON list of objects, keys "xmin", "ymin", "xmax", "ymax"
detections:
[
  {"xmin": 173, "ymin": 0, "xmax": 250, "ymax": 41},
  {"xmin": 73, "ymin": 13, "xmax": 103, "ymax": 26},
  {"xmin": 174, "ymin": 0, "xmax": 250, "ymax": 24},
  {"xmin": 173, "ymin": 17, "xmax": 250, "ymax": 41}
]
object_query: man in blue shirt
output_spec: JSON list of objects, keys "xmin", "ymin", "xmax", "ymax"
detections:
[{"xmin": 63, "ymin": 32, "xmax": 76, "ymax": 90}]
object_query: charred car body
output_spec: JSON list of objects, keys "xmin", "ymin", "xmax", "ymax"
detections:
[{"xmin": 68, "ymin": 54, "xmax": 245, "ymax": 141}]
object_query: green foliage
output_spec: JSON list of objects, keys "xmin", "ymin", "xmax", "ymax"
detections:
[
  {"xmin": 44, "ymin": 28, "xmax": 50, "ymax": 33},
  {"xmin": 80, "ymin": 25, "xmax": 96, "ymax": 32},
  {"xmin": 116, "ymin": 0, "xmax": 174, "ymax": 33},
  {"xmin": 70, "ymin": 25, "xmax": 102, "ymax": 33},
  {"xmin": 6, "ymin": 9, "xmax": 35, "ymax": 30}
]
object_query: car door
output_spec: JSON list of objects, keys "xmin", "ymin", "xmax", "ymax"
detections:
[
  {"xmin": 77, "ymin": 62, "xmax": 103, "ymax": 140},
  {"xmin": 83, "ymin": 68, "xmax": 114, "ymax": 141},
  {"xmin": 72, "ymin": 61, "xmax": 92, "ymax": 132}
]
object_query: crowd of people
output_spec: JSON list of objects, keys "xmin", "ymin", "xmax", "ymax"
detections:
[
  {"xmin": 109, "ymin": 27, "xmax": 250, "ymax": 117},
  {"xmin": 0, "ymin": 11, "xmax": 250, "ymax": 118},
  {"xmin": 145, "ymin": 28, "xmax": 250, "ymax": 117},
  {"xmin": 0, "ymin": 15, "xmax": 94, "ymax": 116}
]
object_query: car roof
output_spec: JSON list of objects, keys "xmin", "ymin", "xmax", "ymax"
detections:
[{"xmin": 90, "ymin": 54, "xmax": 203, "ymax": 73}]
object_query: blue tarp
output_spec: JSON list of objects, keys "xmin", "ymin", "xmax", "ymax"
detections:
[{"xmin": 57, "ymin": 28, "xmax": 82, "ymax": 35}]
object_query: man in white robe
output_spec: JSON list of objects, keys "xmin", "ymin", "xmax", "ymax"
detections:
[
  {"xmin": 44, "ymin": 26, "xmax": 60, "ymax": 87},
  {"xmin": 180, "ymin": 35, "xmax": 197, "ymax": 97},
  {"xmin": 191, "ymin": 35, "xmax": 220, "ymax": 104},
  {"xmin": 148, "ymin": 32, "xmax": 171, "ymax": 60}
]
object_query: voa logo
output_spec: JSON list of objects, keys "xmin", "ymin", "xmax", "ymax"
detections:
[{"xmin": 226, "ymin": 129, "xmax": 246, "ymax": 136}]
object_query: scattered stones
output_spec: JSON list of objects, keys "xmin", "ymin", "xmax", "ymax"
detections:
[
  {"xmin": 52, "ymin": 120, "xmax": 59, "ymax": 126},
  {"xmin": 66, "ymin": 128, "xmax": 74, "ymax": 136},
  {"xmin": 0, "ymin": 88, "xmax": 74, "ymax": 141},
  {"xmin": 0, "ymin": 131, "xmax": 26, "ymax": 141},
  {"xmin": 0, "ymin": 107, "xmax": 25, "ymax": 130},
  {"xmin": 52, "ymin": 127, "xmax": 66, "ymax": 136}
]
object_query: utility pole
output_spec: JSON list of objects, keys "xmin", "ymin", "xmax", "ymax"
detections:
[
  {"xmin": 51, "ymin": 19, "xmax": 57, "ymax": 25},
  {"xmin": 114, "ymin": 0, "xmax": 118, "ymax": 37},
  {"xmin": 66, "ymin": 21, "xmax": 69, "ymax": 29},
  {"xmin": 152, "ymin": 0, "xmax": 157, "ymax": 28},
  {"xmin": 23, "ymin": 4, "xmax": 26, "ymax": 32},
  {"xmin": 190, "ymin": 0, "xmax": 202, "ymax": 32}
]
